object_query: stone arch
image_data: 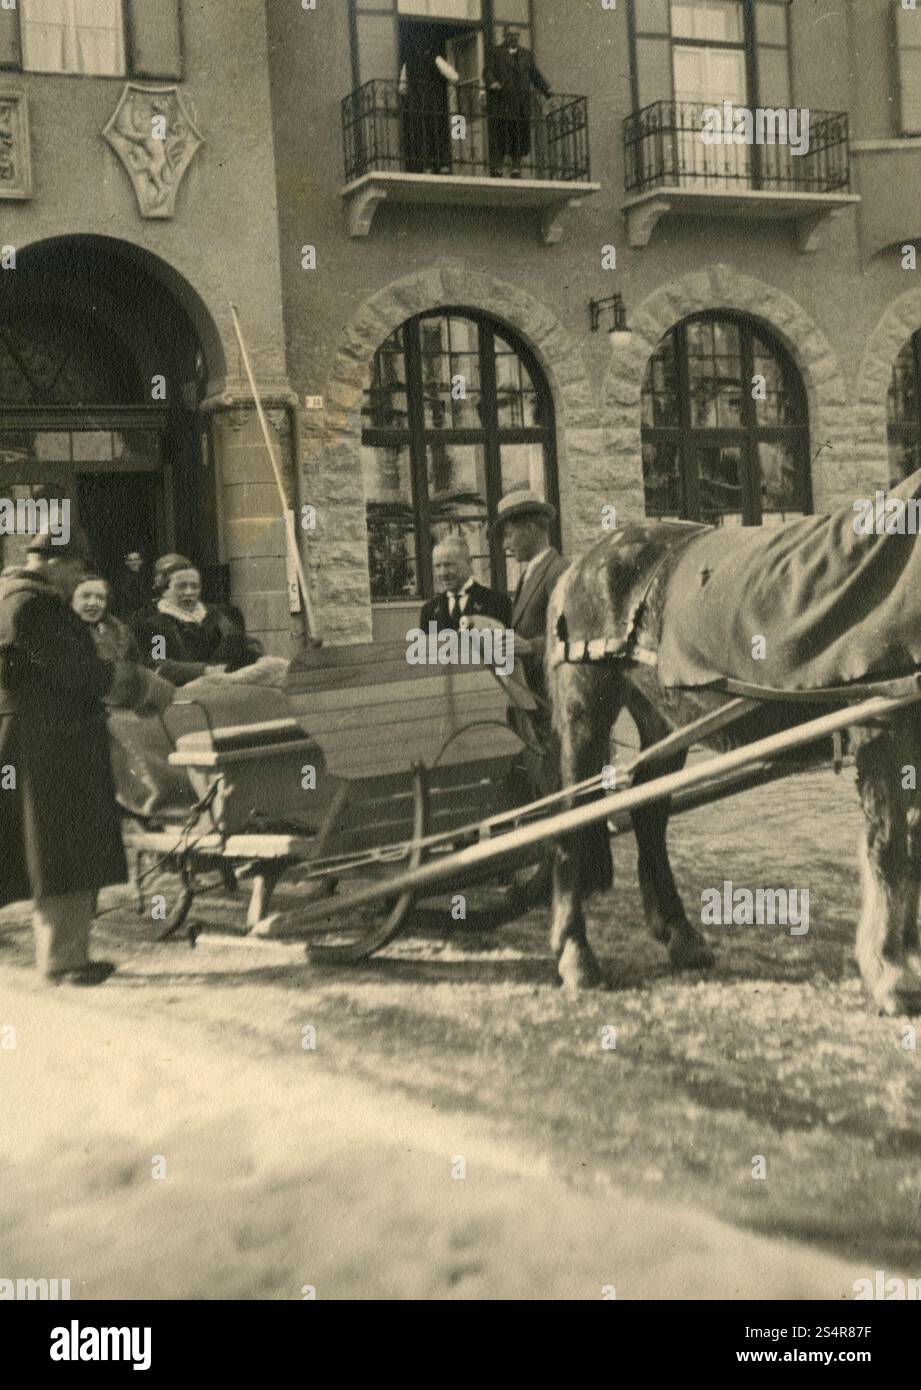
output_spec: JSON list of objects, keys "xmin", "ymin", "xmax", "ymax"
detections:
[
  {"xmin": 304, "ymin": 258, "xmax": 600, "ymax": 645},
  {"xmin": 855, "ymin": 286, "xmax": 921, "ymax": 489},
  {"xmin": 10, "ymin": 234, "xmax": 228, "ymax": 392},
  {"xmin": 602, "ymin": 264, "xmax": 854, "ymax": 521}
]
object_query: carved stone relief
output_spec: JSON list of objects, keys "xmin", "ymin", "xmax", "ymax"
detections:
[{"xmin": 103, "ymin": 84, "xmax": 204, "ymax": 219}]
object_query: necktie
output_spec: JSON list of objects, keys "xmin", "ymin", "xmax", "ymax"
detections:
[{"xmin": 447, "ymin": 592, "xmax": 458, "ymax": 618}]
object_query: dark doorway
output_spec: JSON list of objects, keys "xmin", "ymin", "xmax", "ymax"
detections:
[{"xmin": 77, "ymin": 471, "xmax": 161, "ymax": 593}]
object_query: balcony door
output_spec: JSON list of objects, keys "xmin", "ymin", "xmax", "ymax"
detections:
[{"xmin": 630, "ymin": 0, "xmax": 793, "ymax": 189}]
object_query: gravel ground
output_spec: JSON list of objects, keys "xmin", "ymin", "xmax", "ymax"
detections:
[{"xmin": 2, "ymin": 764, "xmax": 920, "ymax": 1297}]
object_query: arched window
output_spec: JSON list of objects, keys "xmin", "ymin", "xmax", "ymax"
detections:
[
  {"xmin": 362, "ymin": 310, "xmax": 559, "ymax": 601},
  {"xmin": 641, "ymin": 313, "xmax": 811, "ymax": 526},
  {"xmin": 888, "ymin": 332, "xmax": 921, "ymax": 483}
]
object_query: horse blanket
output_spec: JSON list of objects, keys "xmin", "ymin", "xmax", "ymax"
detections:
[{"xmin": 657, "ymin": 469, "xmax": 921, "ymax": 692}]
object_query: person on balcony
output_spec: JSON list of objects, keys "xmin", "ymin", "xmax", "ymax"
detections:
[
  {"xmin": 399, "ymin": 38, "xmax": 460, "ymax": 176},
  {"xmin": 484, "ymin": 24, "xmax": 552, "ymax": 178}
]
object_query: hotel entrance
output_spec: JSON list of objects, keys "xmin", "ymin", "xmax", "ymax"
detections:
[{"xmin": 0, "ymin": 239, "xmax": 221, "ymax": 598}]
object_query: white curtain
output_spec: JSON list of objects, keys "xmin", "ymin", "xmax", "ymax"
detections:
[{"xmin": 22, "ymin": 0, "xmax": 125, "ymax": 76}]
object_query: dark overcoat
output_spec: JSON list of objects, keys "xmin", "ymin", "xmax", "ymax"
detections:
[
  {"xmin": 130, "ymin": 604, "xmax": 256, "ymax": 687},
  {"xmin": 0, "ymin": 569, "xmax": 127, "ymax": 908},
  {"xmin": 420, "ymin": 580, "xmax": 513, "ymax": 633}
]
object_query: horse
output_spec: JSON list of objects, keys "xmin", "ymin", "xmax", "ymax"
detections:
[{"xmin": 544, "ymin": 520, "xmax": 921, "ymax": 1017}]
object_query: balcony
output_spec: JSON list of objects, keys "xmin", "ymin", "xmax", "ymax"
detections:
[
  {"xmin": 622, "ymin": 100, "xmax": 859, "ymax": 252},
  {"xmin": 340, "ymin": 80, "xmax": 600, "ymax": 244}
]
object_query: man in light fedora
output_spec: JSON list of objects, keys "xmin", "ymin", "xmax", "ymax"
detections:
[{"xmin": 492, "ymin": 490, "xmax": 567, "ymax": 715}]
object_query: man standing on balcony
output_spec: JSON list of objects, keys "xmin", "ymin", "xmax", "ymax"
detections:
[{"xmin": 484, "ymin": 24, "xmax": 552, "ymax": 179}]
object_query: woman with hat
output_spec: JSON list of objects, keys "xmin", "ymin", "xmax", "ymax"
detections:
[
  {"xmin": 0, "ymin": 532, "xmax": 139, "ymax": 984},
  {"xmin": 131, "ymin": 554, "xmax": 260, "ymax": 687}
]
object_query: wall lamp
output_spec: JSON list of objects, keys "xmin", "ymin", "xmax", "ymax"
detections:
[{"xmin": 589, "ymin": 292, "xmax": 632, "ymax": 346}]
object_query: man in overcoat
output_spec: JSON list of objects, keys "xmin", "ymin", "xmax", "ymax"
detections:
[
  {"xmin": 0, "ymin": 534, "xmax": 138, "ymax": 983},
  {"xmin": 484, "ymin": 24, "xmax": 552, "ymax": 177},
  {"xmin": 492, "ymin": 490, "xmax": 567, "ymax": 720}
]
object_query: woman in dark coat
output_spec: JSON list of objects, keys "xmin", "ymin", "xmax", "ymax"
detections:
[
  {"xmin": 0, "ymin": 536, "xmax": 140, "ymax": 983},
  {"xmin": 131, "ymin": 554, "xmax": 260, "ymax": 687}
]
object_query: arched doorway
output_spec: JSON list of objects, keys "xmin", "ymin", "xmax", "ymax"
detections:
[
  {"xmin": 361, "ymin": 308, "xmax": 560, "ymax": 607},
  {"xmin": 641, "ymin": 312, "xmax": 812, "ymax": 526},
  {"xmin": 0, "ymin": 237, "xmax": 220, "ymax": 597}
]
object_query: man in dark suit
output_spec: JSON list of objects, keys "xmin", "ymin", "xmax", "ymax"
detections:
[
  {"xmin": 492, "ymin": 491, "xmax": 567, "ymax": 711},
  {"xmin": 484, "ymin": 24, "xmax": 552, "ymax": 177},
  {"xmin": 420, "ymin": 537, "xmax": 511, "ymax": 632}
]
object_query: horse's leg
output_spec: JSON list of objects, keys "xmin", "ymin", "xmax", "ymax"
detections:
[
  {"xmin": 853, "ymin": 722, "xmax": 921, "ymax": 1016},
  {"xmin": 549, "ymin": 662, "xmax": 619, "ymax": 992},
  {"xmin": 627, "ymin": 694, "xmax": 715, "ymax": 971}
]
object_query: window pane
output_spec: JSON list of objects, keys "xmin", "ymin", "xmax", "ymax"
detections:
[
  {"xmin": 33, "ymin": 431, "xmax": 72, "ymax": 461},
  {"xmin": 642, "ymin": 341, "xmax": 681, "ymax": 427},
  {"xmin": 671, "ymin": 1, "xmax": 744, "ymax": 43},
  {"xmin": 72, "ymin": 430, "xmax": 113, "ymax": 462},
  {"xmin": 499, "ymin": 442, "xmax": 545, "ymax": 497},
  {"xmin": 697, "ymin": 442, "xmax": 744, "ymax": 521},
  {"xmin": 363, "ymin": 442, "xmax": 417, "ymax": 600},
  {"xmin": 427, "ymin": 441, "xmax": 488, "ymax": 515},
  {"xmin": 758, "ymin": 439, "xmax": 804, "ymax": 515},
  {"xmin": 642, "ymin": 439, "xmax": 682, "ymax": 515},
  {"xmin": 22, "ymin": 0, "xmax": 125, "ymax": 76},
  {"xmin": 756, "ymin": 2, "xmax": 789, "ymax": 47},
  {"xmin": 364, "ymin": 347, "xmax": 409, "ymax": 429},
  {"xmin": 398, "ymin": 0, "xmax": 482, "ymax": 16}
]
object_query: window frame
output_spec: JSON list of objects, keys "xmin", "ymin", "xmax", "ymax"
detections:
[
  {"xmin": 641, "ymin": 311, "xmax": 812, "ymax": 526},
  {"xmin": 627, "ymin": 0, "xmax": 793, "ymax": 115},
  {"xmin": 2, "ymin": 0, "xmax": 184, "ymax": 79},
  {"xmin": 348, "ymin": 0, "xmax": 536, "ymax": 90},
  {"xmin": 362, "ymin": 308, "xmax": 559, "ymax": 602}
]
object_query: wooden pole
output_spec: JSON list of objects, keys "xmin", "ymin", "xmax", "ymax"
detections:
[
  {"xmin": 228, "ymin": 302, "xmax": 321, "ymax": 645},
  {"xmin": 296, "ymin": 687, "xmax": 921, "ymax": 923}
]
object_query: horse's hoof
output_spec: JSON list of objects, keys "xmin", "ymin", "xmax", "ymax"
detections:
[
  {"xmin": 557, "ymin": 940, "xmax": 604, "ymax": 993},
  {"xmin": 668, "ymin": 931, "xmax": 715, "ymax": 971}
]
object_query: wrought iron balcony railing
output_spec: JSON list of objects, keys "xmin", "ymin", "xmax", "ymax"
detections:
[
  {"xmin": 623, "ymin": 100, "xmax": 852, "ymax": 196},
  {"xmin": 342, "ymin": 79, "xmax": 591, "ymax": 184}
]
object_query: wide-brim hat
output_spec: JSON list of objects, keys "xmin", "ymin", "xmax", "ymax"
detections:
[{"xmin": 490, "ymin": 490, "xmax": 556, "ymax": 539}]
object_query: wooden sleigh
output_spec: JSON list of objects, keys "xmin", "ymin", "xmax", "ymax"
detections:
[
  {"xmin": 121, "ymin": 637, "xmax": 921, "ymax": 964},
  {"xmin": 121, "ymin": 641, "xmax": 552, "ymax": 962}
]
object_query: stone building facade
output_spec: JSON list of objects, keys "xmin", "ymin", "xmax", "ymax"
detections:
[
  {"xmin": 3, "ymin": 1, "xmax": 920, "ymax": 655},
  {"xmin": 0, "ymin": 0, "xmax": 300, "ymax": 654},
  {"xmin": 267, "ymin": 0, "xmax": 921, "ymax": 647}
]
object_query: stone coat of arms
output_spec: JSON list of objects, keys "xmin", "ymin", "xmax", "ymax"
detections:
[{"xmin": 103, "ymin": 83, "xmax": 204, "ymax": 219}]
